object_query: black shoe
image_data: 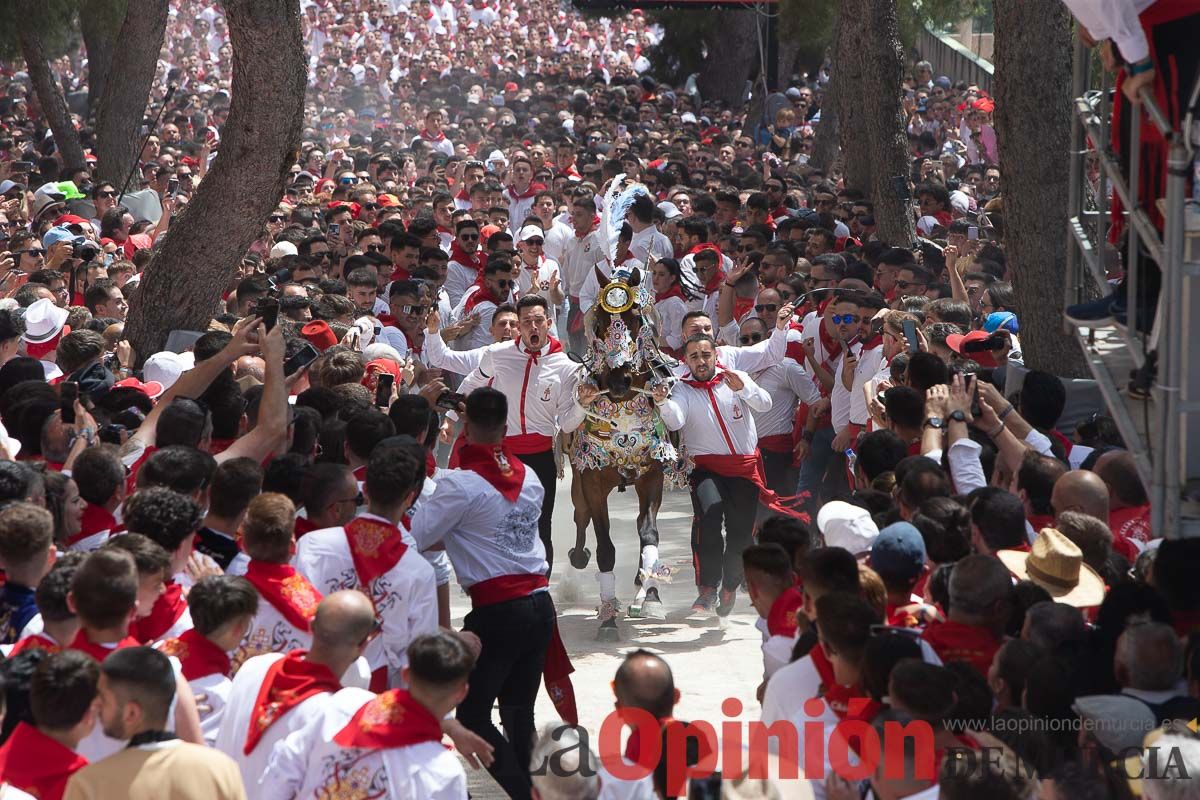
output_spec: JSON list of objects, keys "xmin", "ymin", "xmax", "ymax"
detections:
[{"xmin": 1065, "ymin": 294, "xmax": 1117, "ymax": 326}]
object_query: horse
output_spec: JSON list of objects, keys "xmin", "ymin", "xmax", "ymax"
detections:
[{"xmin": 567, "ymin": 265, "xmax": 685, "ymax": 640}]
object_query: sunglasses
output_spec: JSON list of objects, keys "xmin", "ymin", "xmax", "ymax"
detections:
[
  {"xmin": 17, "ymin": 248, "xmax": 44, "ymax": 256},
  {"xmin": 755, "ymin": 304, "xmax": 778, "ymax": 314},
  {"xmin": 339, "ymin": 177, "xmax": 356, "ymax": 185},
  {"xmin": 97, "ymin": 190, "xmax": 118, "ymax": 198},
  {"xmin": 365, "ymin": 244, "xmax": 386, "ymax": 253},
  {"xmin": 894, "ymin": 280, "xmax": 925, "ymax": 290},
  {"xmin": 830, "ymin": 314, "xmax": 860, "ymax": 325},
  {"xmin": 459, "ymin": 233, "xmax": 480, "ymax": 241},
  {"xmin": 364, "ymin": 203, "xmax": 379, "ymax": 211},
  {"xmin": 493, "ymin": 278, "xmax": 513, "ymax": 289},
  {"xmin": 739, "ymin": 333, "xmax": 763, "ymax": 345},
  {"xmin": 399, "ymin": 304, "xmax": 427, "ymax": 314},
  {"xmin": 268, "ymin": 215, "xmax": 287, "ymax": 222},
  {"xmin": 524, "ymin": 239, "xmax": 544, "ymax": 246}
]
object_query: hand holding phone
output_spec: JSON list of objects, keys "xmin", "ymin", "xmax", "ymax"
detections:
[
  {"xmin": 60, "ymin": 382, "xmax": 79, "ymax": 425},
  {"xmin": 902, "ymin": 319, "xmax": 920, "ymax": 354},
  {"xmin": 256, "ymin": 297, "xmax": 279, "ymax": 331},
  {"xmin": 375, "ymin": 373, "xmax": 395, "ymax": 408}
]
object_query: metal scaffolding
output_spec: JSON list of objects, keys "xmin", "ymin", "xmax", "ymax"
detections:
[{"xmin": 1064, "ymin": 37, "xmax": 1200, "ymax": 538}]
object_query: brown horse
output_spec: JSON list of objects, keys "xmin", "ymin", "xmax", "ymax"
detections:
[{"xmin": 568, "ymin": 267, "xmax": 681, "ymax": 639}]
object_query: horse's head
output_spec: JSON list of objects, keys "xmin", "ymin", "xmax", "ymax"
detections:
[{"xmin": 585, "ymin": 266, "xmax": 671, "ymax": 403}]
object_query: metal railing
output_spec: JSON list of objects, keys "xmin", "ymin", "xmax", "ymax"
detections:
[
  {"xmin": 916, "ymin": 25, "xmax": 994, "ymax": 92},
  {"xmin": 1064, "ymin": 35, "xmax": 1200, "ymax": 539}
]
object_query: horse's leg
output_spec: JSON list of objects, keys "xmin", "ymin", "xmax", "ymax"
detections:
[
  {"xmin": 631, "ymin": 467, "xmax": 667, "ymax": 619},
  {"xmin": 581, "ymin": 470, "xmax": 620, "ymax": 641},
  {"xmin": 567, "ymin": 466, "xmax": 592, "ymax": 570}
]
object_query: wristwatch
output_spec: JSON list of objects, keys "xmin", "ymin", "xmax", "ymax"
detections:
[
  {"xmin": 923, "ymin": 416, "xmax": 945, "ymax": 430},
  {"xmin": 948, "ymin": 410, "xmax": 967, "ymax": 424}
]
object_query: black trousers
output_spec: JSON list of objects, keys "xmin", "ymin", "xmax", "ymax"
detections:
[
  {"xmin": 516, "ymin": 448, "xmax": 557, "ymax": 571},
  {"xmin": 458, "ymin": 591, "xmax": 555, "ymax": 800},
  {"xmin": 760, "ymin": 448, "xmax": 797, "ymax": 499},
  {"xmin": 689, "ymin": 468, "xmax": 759, "ymax": 592}
]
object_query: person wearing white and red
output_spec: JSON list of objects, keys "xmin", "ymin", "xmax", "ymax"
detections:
[
  {"xmin": 738, "ymin": 316, "xmax": 820, "ymax": 498},
  {"xmin": 294, "ymin": 443, "xmax": 438, "ymax": 692},
  {"xmin": 530, "ymin": 191, "xmax": 573, "ymax": 264},
  {"xmin": 577, "ymin": 224, "xmax": 643, "ymax": 317},
  {"xmin": 474, "ymin": 295, "xmax": 587, "ymax": 569},
  {"xmin": 451, "ymin": 258, "xmax": 516, "ymax": 352},
  {"xmin": 514, "ymin": 226, "xmax": 564, "ymax": 336},
  {"xmin": 657, "ymin": 335, "xmax": 780, "ymax": 617},
  {"xmin": 831, "ymin": 293, "xmax": 886, "ymax": 455},
  {"xmin": 625, "ymin": 193, "xmax": 674, "ymax": 266},
  {"xmin": 649, "ymin": 258, "xmax": 698, "ymax": 356},
  {"xmin": 409, "ymin": 387, "xmax": 572, "ymax": 799},
  {"xmin": 558, "ymin": 196, "xmax": 606, "ymax": 353},
  {"xmin": 213, "ymin": 590, "xmax": 377, "ymax": 792},
  {"xmin": 236, "ymin": 494, "xmax": 324, "ymax": 670},
  {"xmin": 410, "ymin": 109, "xmax": 454, "ymax": 157},
  {"xmin": 65, "ymin": 547, "xmax": 203, "ymax": 763},
  {"xmin": 423, "ymin": 305, "xmax": 521, "ymax": 380},
  {"xmin": 158, "ymin": 575, "xmax": 258, "ymax": 745},
  {"xmin": 377, "ymin": 280, "xmax": 431, "ymax": 364},
  {"xmin": 671, "ymin": 308, "xmax": 793, "ymax": 378},
  {"xmin": 120, "ymin": 488, "xmax": 201, "ymax": 645},
  {"xmin": 504, "ymin": 156, "xmax": 543, "ymax": 236},
  {"xmin": 743, "ymin": 544, "xmax": 805, "ymax": 681},
  {"xmin": 445, "ymin": 219, "xmax": 487, "ymax": 308},
  {"xmin": 68, "ymin": 448, "xmax": 125, "ymax": 552},
  {"xmin": 260, "ymin": 631, "xmax": 475, "ymax": 800}
]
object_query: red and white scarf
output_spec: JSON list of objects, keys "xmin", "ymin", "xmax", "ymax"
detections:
[
  {"xmin": 344, "ymin": 516, "xmax": 408, "ymax": 589},
  {"xmin": 332, "ymin": 689, "xmax": 444, "ymax": 750},
  {"xmin": 160, "ymin": 628, "xmax": 231, "ymax": 681},
  {"xmin": 130, "ymin": 580, "xmax": 187, "ymax": 644},
  {"xmin": 244, "ymin": 651, "xmax": 341, "ymax": 754},
  {"xmin": 243, "ymin": 560, "xmax": 322, "ymax": 634}
]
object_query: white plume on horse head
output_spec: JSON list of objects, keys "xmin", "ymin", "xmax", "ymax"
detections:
[{"xmin": 599, "ymin": 173, "xmax": 649, "ymax": 263}]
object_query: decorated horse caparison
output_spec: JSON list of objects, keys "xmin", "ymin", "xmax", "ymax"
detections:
[{"xmin": 568, "ymin": 263, "xmax": 686, "ymax": 640}]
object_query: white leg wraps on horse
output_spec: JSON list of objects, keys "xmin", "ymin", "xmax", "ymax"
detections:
[
  {"xmin": 640, "ymin": 544, "xmax": 660, "ymax": 589},
  {"xmin": 598, "ymin": 570, "xmax": 617, "ymax": 601}
]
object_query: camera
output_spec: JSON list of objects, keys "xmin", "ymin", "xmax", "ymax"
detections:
[{"xmin": 74, "ymin": 241, "xmax": 100, "ymax": 262}]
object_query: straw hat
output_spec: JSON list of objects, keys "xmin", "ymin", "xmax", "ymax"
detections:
[{"xmin": 997, "ymin": 528, "xmax": 1105, "ymax": 607}]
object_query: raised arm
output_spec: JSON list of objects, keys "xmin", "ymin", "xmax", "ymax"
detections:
[{"xmin": 219, "ymin": 322, "xmax": 287, "ymax": 464}]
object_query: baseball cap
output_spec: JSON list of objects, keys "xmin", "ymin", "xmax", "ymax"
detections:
[
  {"xmin": 870, "ymin": 522, "xmax": 927, "ymax": 582},
  {"xmin": 270, "ymin": 241, "xmax": 298, "ymax": 258},
  {"xmin": 657, "ymin": 201, "xmax": 682, "ymax": 220},
  {"xmin": 945, "ymin": 330, "xmax": 1000, "ymax": 368},
  {"xmin": 517, "ymin": 225, "xmax": 545, "ymax": 242},
  {"xmin": 934, "ymin": 76, "xmax": 952, "ymax": 90},
  {"xmin": 982, "ymin": 311, "xmax": 1019, "ymax": 335},
  {"xmin": 0, "ymin": 180, "xmax": 23, "ymax": 195},
  {"xmin": 817, "ymin": 501, "xmax": 879, "ymax": 556},
  {"xmin": 42, "ymin": 225, "xmax": 85, "ymax": 251},
  {"xmin": 1071, "ymin": 695, "xmax": 1156, "ymax": 755},
  {"xmin": 143, "ymin": 350, "xmax": 195, "ymax": 390},
  {"xmin": 114, "ymin": 376, "xmax": 166, "ymax": 400}
]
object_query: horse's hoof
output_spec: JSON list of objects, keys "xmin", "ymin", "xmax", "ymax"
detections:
[
  {"xmin": 641, "ymin": 588, "xmax": 666, "ymax": 620},
  {"xmin": 597, "ymin": 619, "xmax": 620, "ymax": 642},
  {"xmin": 568, "ymin": 547, "xmax": 591, "ymax": 570}
]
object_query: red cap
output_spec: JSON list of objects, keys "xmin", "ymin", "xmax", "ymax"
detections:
[
  {"xmin": 377, "ymin": 193, "xmax": 401, "ymax": 208},
  {"xmin": 114, "ymin": 376, "xmax": 165, "ymax": 399},
  {"xmin": 301, "ymin": 320, "xmax": 338, "ymax": 352},
  {"xmin": 53, "ymin": 214, "xmax": 88, "ymax": 226},
  {"xmin": 971, "ymin": 98, "xmax": 995, "ymax": 113},
  {"xmin": 504, "ymin": 81, "xmax": 519, "ymax": 92},
  {"xmin": 328, "ymin": 200, "xmax": 363, "ymax": 220},
  {"xmin": 361, "ymin": 358, "xmax": 402, "ymax": 389},
  {"xmin": 946, "ymin": 330, "xmax": 1000, "ymax": 368}
]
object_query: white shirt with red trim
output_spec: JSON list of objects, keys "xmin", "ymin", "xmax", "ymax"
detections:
[
  {"xmin": 657, "ymin": 370, "xmax": 772, "ymax": 457},
  {"xmin": 475, "ymin": 340, "xmax": 587, "ymax": 443},
  {"xmin": 294, "ymin": 513, "xmax": 438, "ymax": 686},
  {"xmin": 832, "ymin": 341, "xmax": 880, "ymax": 432},
  {"xmin": 259, "ymin": 688, "xmax": 463, "ymax": 800},
  {"xmin": 558, "ymin": 229, "xmax": 606, "ymax": 299},
  {"xmin": 234, "ymin": 589, "xmax": 314, "ymax": 675},
  {"xmin": 445, "ymin": 260, "xmax": 481, "ymax": 307},
  {"xmin": 424, "ymin": 329, "xmax": 488, "ymax": 378},
  {"xmin": 409, "ymin": 464, "xmax": 547, "ymax": 590},
  {"xmin": 515, "ymin": 257, "xmax": 562, "ymax": 334}
]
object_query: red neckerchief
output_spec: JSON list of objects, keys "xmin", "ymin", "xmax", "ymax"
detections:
[
  {"xmin": 655, "ymin": 284, "xmax": 686, "ymax": 303},
  {"xmin": 332, "ymin": 688, "xmax": 445, "ymax": 750},
  {"xmin": 74, "ymin": 503, "xmax": 120, "ymax": 545},
  {"xmin": 417, "ymin": 128, "xmax": 445, "ymax": 142},
  {"xmin": 425, "ymin": 451, "xmax": 437, "ymax": 478},
  {"xmin": 0, "ymin": 722, "xmax": 88, "ymax": 800},
  {"xmin": 703, "ymin": 269, "xmax": 726, "ymax": 295},
  {"xmin": 10, "ymin": 633, "xmax": 61, "ymax": 657},
  {"xmin": 766, "ymin": 586, "xmax": 804, "ymax": 637},
  {"xmin": 68, "ymin": 629, "xmax": 139, "ymax": 662},
  {"xmin": 860, "ymin": 333, "xmax": 884, "ymax": 352},
  {"xmin": 810, "ymin": 643, "xmax": 865, "ymax": 719},
  {"xmin": 886, "ymin": 602, "xmax": 925, "ymax": 629},
  {"xmin": 524, "ymin": 337, "xmax": 564, "ymax": 363},
  {"xmin": 243, "ymin": 560, "xmax": 322, "ymax": 634},
  {"xmin": 462, "ymin": 281, "xmax": 502, "ymax": 315},
  {"xmin": 377, "ymin": 313, "xmax": 399, "ymax": 328},
  {"xmin": 1027, "ymin": 513, "xmax": 1055, "ymax": 535},
  {"xmin": 390, "ymin": 266, "xmax": 412, "ymax": 282},
  {"xmin": 1047, "ymin": 429, "xmax": 1074, "ymax": 457},
  {"xmin": 130, "ymin": 580, "xmax": 187, "ymax": 644},
  {"xmin": 161, "ymin": 628, "xmax": 232, "ymax": 681},
  {"xmin": 506, "ymin": 182, "xmax": 544, "ymax": 201},
  {"xmin": 449, "ymin": 242, "xmax": 485, "ymax": 272},
  {"xmin": 614, "ymin": 250, "xmax": 636, "ymax": 266},
  {"xmin": 244, "ymin": 651, "xmax": 341, "ymax": 754},
  {"xmin": 344, "ymin": 516, "xmax": 409, "ymax": 589},
  {"xmin": 733, "ymin": 296, "xmax": 754, "ymax": 321},
  {"xmin": 841, "ymin": 696, "xmax": 885, "ymax": 756},
  {"xmin": 575, "ymin": 216, "xmax": 599, "ymax": 238},
  {"xmin": 454, "ymin": 188, "xmax": 470, "ymax": 202},
  {"xmin": 294, "ymin": 516, "xmax": 320, "ymax": 539},
  {"xmin": 456, "ymin": 443, "xmax": 526, "ymax": 502},
  {"xmin": 921, "ymin": 620, "xmax": 1000, "ymax": 677},
  {"xmin": 680, "ymin": 370, "xmax": 725, "ymax": 390},
  {"xmin": 403, "ymin": 329, "xmax": 423, "ymax": 356}
]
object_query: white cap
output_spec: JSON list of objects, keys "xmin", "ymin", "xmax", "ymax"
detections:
[
  {"xmin": 680, "ymin": 112, "xmax": 697, "ymax": 124},
  {"xmin": 351, "ymin": 316, "xmax": 378, "ymax": 349},
  {"xmin": 143, "ymin": 350, "xmax": 195, "ymax": 391},
  {"xmin": 517, "ymin": 225, "xmax": 545, "ymax": 242},
  {"xmin": 915, "ymin": 215, "xmax": 941, "ymax": 236},
  {"xmin": 657, "ymin": 201, "xmax": 682, "ymax": 220},
  {"xmin": 270, "ymin": 241, "xmax": 298, "ymax": 258},
  {"xmin": 817, "ymin": 500, "xmax": 879, "ymax": 555}
]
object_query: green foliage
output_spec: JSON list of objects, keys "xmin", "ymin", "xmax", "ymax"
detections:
[{"xmin": 0, "ymin": 0, "xmax": 83, "ymax": 62}]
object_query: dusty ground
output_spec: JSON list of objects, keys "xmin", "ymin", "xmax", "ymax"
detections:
[{"xmin": 452, "ymin": 472, "xmax": 770, "ymax": 797}]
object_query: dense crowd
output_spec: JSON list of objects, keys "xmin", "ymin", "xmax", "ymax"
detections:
[{"xmin": 0, "ymin": 0, "xmax": 1193, "ymax": 799}]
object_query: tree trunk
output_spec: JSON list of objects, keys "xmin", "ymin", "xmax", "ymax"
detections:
[
  {"xmin": 993, "ymin": 0, "xmax": 1089, "ymax": 377},
  {"xmin": 776, "ymin": 34, "xmax": 802, "ymax": 88},
  {"xmin": 16, "ymin": 0, "xmax": 86, "ymax": 170},
  {"xmin": 94, "ymin": 0, "xmax": 169, "ymax": 187},
  {"xmin": 835, "ymin": 0, "xmax": 914, "ymax": 246},
  {"xmin": 124, "ymin": 0, "xmax": 306, "ymax": 362},
  {"xmin": 78, "ymin": 0, "xmax": 127, "ymax": 116},
  {"xmin": 697, "ymin": 10, "xmax": 758, "ymax": 107},
  {"xmin": 809, "ymin": 19, "xmax": 841, "ymax": 174}
]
